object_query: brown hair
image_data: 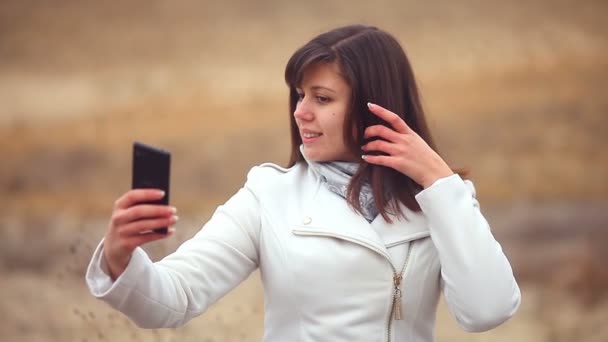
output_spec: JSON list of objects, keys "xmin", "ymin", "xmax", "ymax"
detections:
[{"xmin": 284, "ymin": 24, "xmax": 467, "ymax": 222}]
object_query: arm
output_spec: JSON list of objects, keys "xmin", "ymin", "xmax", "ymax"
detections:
[
  {"xmin": 361, "ymin": 103, "xmax": 520, "ymax": 331},
  {"xmin": 86, "ymin": 174, "xmax": 262, "ymax": 329},
  {"xmin": 415, "ymin": 174, "xmax": 521, "ymax": 332}
]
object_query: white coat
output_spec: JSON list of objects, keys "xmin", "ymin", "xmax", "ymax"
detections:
[{"xmin": 86, "ymin": 162, "xmax": 521, "ymax": 342}]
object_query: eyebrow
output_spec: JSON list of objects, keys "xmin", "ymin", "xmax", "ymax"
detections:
[{"xmin": 309, "ymin": 85, "xmax": 337, "ymax": 94}]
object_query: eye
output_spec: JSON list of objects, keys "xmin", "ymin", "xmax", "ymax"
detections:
[{"xmin": 316, "ymin": 96, "xmax": 331, "ymax": 104}]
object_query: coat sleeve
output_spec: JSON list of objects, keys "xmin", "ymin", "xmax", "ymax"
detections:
[
  {"xmin": 414, "ymin": 174, "xmax": 521, "ymax": 332},
  {"xmin": 85, "ymin": 168, "xmax": 264, "ymax": 329}
]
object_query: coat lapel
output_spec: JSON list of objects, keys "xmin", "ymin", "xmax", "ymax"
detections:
[
  {"xmin": 291, "ymin": 185, "xmax": 431, "ymax": 261},
  {"xmin": 370, "ymin": 203, "xmax": 431, "ymax": 248}
]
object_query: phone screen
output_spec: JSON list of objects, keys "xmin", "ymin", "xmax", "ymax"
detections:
[{"xmin": 132, "ymin": 142, "xmax": 171, "ymax": 234}]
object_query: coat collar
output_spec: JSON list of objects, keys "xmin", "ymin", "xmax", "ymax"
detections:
[{"xmin": 291, "ymin": 167, "xmax": 430, "ymax": 261}]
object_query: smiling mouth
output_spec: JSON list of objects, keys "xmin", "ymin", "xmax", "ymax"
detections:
[{"xmin": 302, "ymin": 132, "xmax": 322, "ymax": 139}]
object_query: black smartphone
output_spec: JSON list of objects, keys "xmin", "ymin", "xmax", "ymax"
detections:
[{"xmin": 132, "ymin": 142, "xmax": 171, "ymax": 234}]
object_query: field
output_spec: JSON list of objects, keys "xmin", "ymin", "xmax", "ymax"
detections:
[{"xmin": 1, "ymin": 0, "xmax": 607, "ymax": 341}]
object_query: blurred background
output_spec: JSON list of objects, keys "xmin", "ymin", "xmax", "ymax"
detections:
[{"xmin": 1, "ymin": 0, "xmax": 607, "ymax": 341}]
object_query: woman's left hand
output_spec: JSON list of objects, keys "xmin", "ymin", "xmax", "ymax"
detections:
[{"xmin": 361, "ymin": 102, "xmax": 454, "ymax": 189}]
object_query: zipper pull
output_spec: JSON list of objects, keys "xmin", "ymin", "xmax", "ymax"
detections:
[
  {"xmin": 393, "ymin": 288, "xmax": 402, "ymax": 320},
  {"xmin": 393, "ymin": 275, "xmax": 403, "ymax": 320}
]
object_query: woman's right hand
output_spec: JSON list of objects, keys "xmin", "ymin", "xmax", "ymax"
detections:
[{"xmin": 103, "ymin": 189, "xmax": 178, "ymax": 280}]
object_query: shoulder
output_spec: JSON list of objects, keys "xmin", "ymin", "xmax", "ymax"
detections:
[
  {"xmin": 244, "ymin": 162, "xmax": 309, "ymax": 195},
  {"xmin": 462, "ymin": 178, "xmax": 477, "ymax": 198},
  {"xmin": 246, "ymin": 162, "xmax": 301, "ymax": 180}
]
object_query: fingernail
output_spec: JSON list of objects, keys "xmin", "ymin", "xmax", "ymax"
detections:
[
  {"xmin": 172, "ymin": 215, "xmax": 179, "ymax": 221},
  {"xmin": 361, "ymin": 155, "xmax": 368, "ymax": 160},
  {"xmin": 367, "ymin": 102, "xmax": 373, "ymax": 108},
  {"xmin": 170, "ymin": 207, "xmax": 177, "ymax": 214},
  {"xmin": 158, "ymin": 190, "xmax": 166, "ymax": 197}
]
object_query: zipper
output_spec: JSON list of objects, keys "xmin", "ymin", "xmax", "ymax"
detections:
[
  {"xmin": 291, "ymin": 228, "xmax": 417, "ymax": 341},
  {"xmin": 386, "ymin": 241, "xmax": 414, "ymax": 342}
]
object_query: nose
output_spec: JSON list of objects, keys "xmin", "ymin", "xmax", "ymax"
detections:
[{"xmin": 294, "ymin": 98, "xmax": 314, "ymax": 123}]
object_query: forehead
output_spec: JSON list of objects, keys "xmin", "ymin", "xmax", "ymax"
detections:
[{"xmin": 299, "ymin": 63, "xmax": 349, "ymax": 93}]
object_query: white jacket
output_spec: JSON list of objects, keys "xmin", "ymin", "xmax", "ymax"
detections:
[{"xmin": 86, "ymin": 162, "xmax": 521, "ymax": 342}]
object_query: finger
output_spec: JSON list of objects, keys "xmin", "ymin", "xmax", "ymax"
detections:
[
  {"xmin": 124, "ymin": 227, "xmax": 175, "ymax": 250},
  {"xmin": 119, "ymin": 215, "xmax": 179, "ymax": 236},
  {"xmin": 362, "ymin": 139, "xmax": 400, "ymax": 155},
  {"xmin": 367, "ymin": 102, "xmax": 413, "ymax": 134},
  {"xmin": 364, "ymin": 125, "xmax": 402, "ymax": 143},
  {"xmin": 112, "ymin": 204, "xmax": 176, "ymax": 226},
  {"xmin": 114, "ymin": 189, "xmax": 166, "ymax": 210},
  {"xmin": 361, "ymin": 154, "xmax": 399, "ymax": 169}
]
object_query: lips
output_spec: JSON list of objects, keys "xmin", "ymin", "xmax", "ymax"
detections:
[
  {"xmin": 302, "ymin": 132, "xmax": 321, "ymax": 139},
  {"xmin": 300, "ymin": 129, "xmax": 323, "ymax": 143}
]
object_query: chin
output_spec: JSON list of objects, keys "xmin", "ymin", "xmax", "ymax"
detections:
[{"xmin": 302, "ymin": 146, "xmax": 327, "ymax": 162}]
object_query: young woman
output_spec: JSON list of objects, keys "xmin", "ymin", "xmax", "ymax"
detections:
[{"xmin": 86, "ymin": 24, "xmax": 520, "ymax": 342}]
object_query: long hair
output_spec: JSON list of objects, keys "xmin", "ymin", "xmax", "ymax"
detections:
[{"xmin": 284, "ymin": 24, "xmax": 467, "ymax": 222}]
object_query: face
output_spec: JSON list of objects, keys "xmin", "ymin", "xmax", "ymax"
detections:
[{"xmin": 294, "ymin": 63, "xmax": 358, "ymax": 162}]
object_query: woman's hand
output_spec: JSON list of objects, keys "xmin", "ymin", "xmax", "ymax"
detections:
[
  {"xmin": 103, "ymin": 189, "xmax": 178, "ymax": 280},
  {"xmin": 361, "ymin": 102, "xmax": 454, "ymax": 188}
]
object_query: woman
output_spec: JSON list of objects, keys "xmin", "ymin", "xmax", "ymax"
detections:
[{"xmin": 86, "ymin": 24, "xmax": 520, "ymax": 341}]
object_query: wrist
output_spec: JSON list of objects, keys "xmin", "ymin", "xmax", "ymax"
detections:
[{"xmin": 103, "ymin": 247, "xmax": 130, "ymax": 281}]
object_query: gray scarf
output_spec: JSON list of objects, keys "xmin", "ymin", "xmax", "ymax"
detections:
[{"xmin": 300, "ymin": 145, "xmax": 378, "ymax": 222}]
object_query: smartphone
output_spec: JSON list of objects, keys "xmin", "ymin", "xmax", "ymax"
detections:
[{"xmin": 132, "ymin": 142, "xmax": 171, "ymax": 234}]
